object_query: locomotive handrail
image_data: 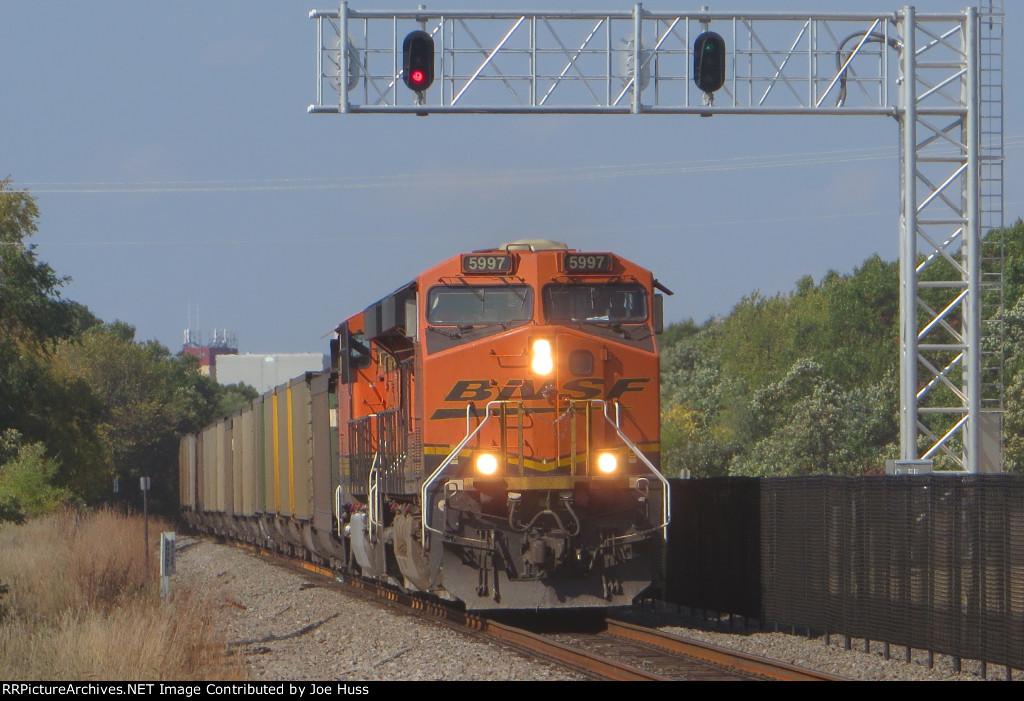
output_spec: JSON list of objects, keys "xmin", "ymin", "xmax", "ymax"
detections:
[
  {"xmin": 594, "ymin": 399, "xmax": 672, "ymax": 539},
  {"xmin": 367, "ymin": 452, "xmax": 381, "ymax": 543},
  {"xmin": 334, "ymin": 484, "xmax": 344, "ymax": 536},
  {"xmin": 420, "ymin": 400, "xmax": 502, "ymax": 545}
]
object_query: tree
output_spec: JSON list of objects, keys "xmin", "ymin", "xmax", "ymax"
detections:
[
  {"xmin": 0, "ymin": 179, "xmax": 96, "ymax": 350},
  {"xmin": 658, "ymin": 318, "xmax": 700, "ymax": 349},
  {"xmin": 659, "ymin": 253, "xmax": 902, "ymax": 478},
  {"xmin": 997, "ymin": 219, "xmax": 1024, "ymax": 309},
  {"xmin": 0, "ymin": 180, "xmax": 106, "ymax": 498},
  {"xmin": 816, "ymin": 255, "xmax": 898, "ymax": 385},
  {"xmin": 728, "ymin": 359, "xmax": 897, "ymax": 477},
  {"xmin": 0, "ymin": 429, "xmax": 74, "ymax": 523},
  {"xmin": 56, "ymin": 323, "xmax": 225, "ymax": 517},
  {"xmin": 216, "ymin": 382, "xmax": 259, "ymax": 419},
  {"xmin": 660, "ymin": 323, "xmax": 746, "ymax": 477},
  {"xmin": 1000, "ymin": 295, "xmax": 1024, "ymax": 472}
]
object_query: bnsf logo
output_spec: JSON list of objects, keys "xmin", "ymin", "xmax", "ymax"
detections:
[{"xmin": 443, "ymin": 378, "xmax": 650, "ymax": 402}]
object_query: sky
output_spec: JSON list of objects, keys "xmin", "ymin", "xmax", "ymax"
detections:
[{"xmin": 2, "ymin": 1, "xmax": 1019, "ymax": 355}]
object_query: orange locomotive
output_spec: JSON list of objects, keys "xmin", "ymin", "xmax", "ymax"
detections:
[
  {"xmin": 337, "ymin": 240, "xmax": 669, "ymax": 609},
  {"xmin": 181, "ymin": 240, "xmax": 670, "ymax": 610}
]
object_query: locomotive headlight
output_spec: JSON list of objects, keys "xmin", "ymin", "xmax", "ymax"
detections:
[
  {"xmin": 531, "ymin": 338, "xmax": 554, "ymax": 376},
  {"xmin": 597, "ymin": 452, "xmax": 618, "ymax": 474},
  {"xmin": 475, "ymin": 453, "xmax": 499, "ymax": 476}
]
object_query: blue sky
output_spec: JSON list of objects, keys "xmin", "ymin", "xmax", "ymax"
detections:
[{"xmin": 2, "ymin": 1, "xmax": 1019, "ymax": 354}]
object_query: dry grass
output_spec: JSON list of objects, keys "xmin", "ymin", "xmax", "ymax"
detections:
[{"xmin": 0, "ymin": 508, "xmax": 245, "ymax": 681}]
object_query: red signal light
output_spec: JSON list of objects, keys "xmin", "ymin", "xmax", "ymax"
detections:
[{"xmin": 402, "ymin": 31, "xmax": 434, "ymax": 92}]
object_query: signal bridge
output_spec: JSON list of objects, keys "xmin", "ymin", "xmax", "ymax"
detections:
[{"xmin": 309, "ymin": 3, "xmax": 1005, "ymax": 474}]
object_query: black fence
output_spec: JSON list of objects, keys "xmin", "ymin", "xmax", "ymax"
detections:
[{"xmin": 665, "ymin": 475, "xmax": 1024, "ymax": 670}]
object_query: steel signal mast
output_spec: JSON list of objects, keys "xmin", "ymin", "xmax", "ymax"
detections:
[{"xmin": 309, "ymin": 3, "xmax": 1005, "ymax": 474}]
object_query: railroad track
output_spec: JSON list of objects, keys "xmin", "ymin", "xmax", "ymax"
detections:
[
  {"xmin": 229, "ymin": 539, "xmax": 843, "ymax": 681},
  {"xmin": 599, "ymin": 619, "xmax": 845, "ymax": 680},
  {"xmin": 489, "ymin": 615, "xmax": 844, "ymax": 681}
]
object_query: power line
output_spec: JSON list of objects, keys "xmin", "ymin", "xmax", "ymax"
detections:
[
  {"xmin": 26, "ymin": 210, "xmax": 899, "ymax": 248},
  {"xmin": 21, "ymin": 139, "xmax": 1020, "ymax": 194}
]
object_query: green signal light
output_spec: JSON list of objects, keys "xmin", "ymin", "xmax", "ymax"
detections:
[{"xmin": 693, "ymin": 31, "xmax": 726, "ymax": 93}]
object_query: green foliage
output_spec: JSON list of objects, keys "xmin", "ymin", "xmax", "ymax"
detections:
[
  {"xmin": 709, "ymin": 291, "xmax": 812, "ymax": 388},
  {"xmin": 1004, "ymin": 376, "xmax": 1024, "ymax": 473},
  {"xmin": 660, "ymin": 253, "xmax": 901, "ymax": 478},
  {"xmin": 816, "ymin": 255, "xmax": 899, "ymax": 384},
  {"xmin": 0, "ymin": 179, "xmax": 97, "ymax": 351},
  {"xmin": 56, "ymin": 323, "xmax": 225, "ymax": 517},
  {"xmin": 0, "ymin": 430, "xmax": 74, "ymax": 522},
  {"xmin": 729, "ymin": 360, "xmax": 897, "ymax": 476},
  {"xmin": 985, "ymin": 221, "xmax": 1024, "ymax": 473},
  {"xmin": 0, "ymin": 180, "xmax": 107, "ymax": 499},
  {"xmin": 660, "ymin": 325, "xmax": 746, "ymax": 477},
  {"xmin": 658, "ymin": 318, "xmax": 700, "ymax": 349},
  {"xmin": 703, "ymin": 255, "xmax": 898, "ymax": 392},
  {"xmin": 216, "ymin": 382, "xmax": 259, "ymax": 419},
  {"xmin": 1000, "ymin": 294, "xmax": 1024, "ymax": 472},
  {"xmin": 999, "ymin": 219, "xmax": 1024, "ymax": 309}
]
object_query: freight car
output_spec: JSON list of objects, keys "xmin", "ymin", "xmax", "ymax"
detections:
[{"xmin": 180, "ymin": 240, "xmax": 670, "ymax": 610}]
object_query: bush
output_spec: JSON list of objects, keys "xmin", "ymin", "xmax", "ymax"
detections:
[{"xmin": 0, "ymin": 429, "xmax": 73, "ymax": 523}]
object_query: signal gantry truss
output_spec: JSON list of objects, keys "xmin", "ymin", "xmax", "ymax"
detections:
[{"xmin": 309, "ymin": 3, "xmax": 1005, "ymax": 473}]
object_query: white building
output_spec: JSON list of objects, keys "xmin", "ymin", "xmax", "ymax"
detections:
[{"xmin": 216, "ymin": 353, "xmax": 328, "ymax": 394}]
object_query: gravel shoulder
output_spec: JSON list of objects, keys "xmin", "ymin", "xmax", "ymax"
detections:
[
  {"xmin": 176, "ymin": 538, "xmax": 1003, "ymax": 682},
  {"xmin": 614, "ymin": 606, "xmax": 1002, "ymax": 681},
  {"xmin": 174, "ymin": 538, "xmax": 584, "ymax": 681}
]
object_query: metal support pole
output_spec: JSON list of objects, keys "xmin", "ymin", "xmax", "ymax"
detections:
[
  {"xmin": 964, "ymin": 7, "xmax": 981, "ymax": 472},
  {"xmin": 899, "ymin": 6, "xmax": 918, "ymax": 462},
  {"xmin": 340, "ymin": 1, "xmax": 350, "ymax": 114},
  {"xmin": 142, "ymin": 476, "xmax": 150, "ymax": 582},
  {"xmin": 632, "ymin": 3, "xmax": 643, "ymax": 114}
]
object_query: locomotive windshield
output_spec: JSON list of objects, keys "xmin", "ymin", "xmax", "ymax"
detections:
[
  {"xmin": 543, "ymin": 283, "xmax": 648, "ymax": 324},
  {"xmin": 427, "ymin": 285, "xmax": 533, "ymax": 326}
]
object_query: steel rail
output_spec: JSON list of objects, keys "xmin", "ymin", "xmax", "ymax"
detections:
[
  {"xmin": 481, "ymin": 618, "xmax": 672, "ymax": 681},
  {"xmin": 605, "ymin": 618, "xmax": 847, "ymax": 681}
]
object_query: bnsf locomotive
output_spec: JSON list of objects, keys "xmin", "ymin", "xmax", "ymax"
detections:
[{"xmin": 180, "ymin": 240, "xmax": 670, "ymax": 610}]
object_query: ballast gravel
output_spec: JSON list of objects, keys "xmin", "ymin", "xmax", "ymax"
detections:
[
  {"xmin": 175, "ymin": 538, "xmax": 1004, "ymax": 682},
  {"xmin": 175, "ymin": 538, "xmax": 584, "ymax": 681}
]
